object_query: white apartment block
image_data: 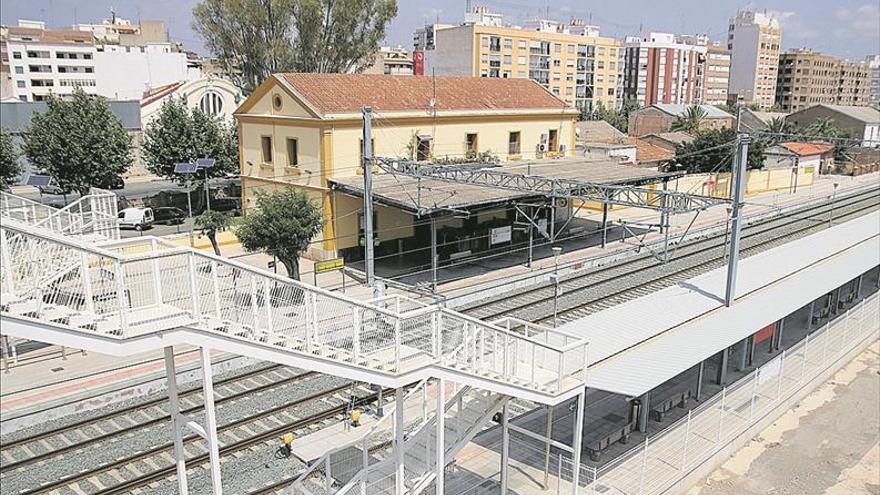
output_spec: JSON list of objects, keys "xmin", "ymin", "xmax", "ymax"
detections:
[
  {"xmin": 867, "ymin": 55, "xmax": 880, "ymax": 107},
  {"xmin": 1, "ymin": 19, "xmax": 198, "ymax": 102},
  {"xmin": 727, "ymin": 9, "xmax": 781, "ymax": 109}
]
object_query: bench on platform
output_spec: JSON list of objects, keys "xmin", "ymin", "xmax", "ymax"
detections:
[{"xmin": 585, "ymin": 413, "xmax": 635, "ymax": 462}]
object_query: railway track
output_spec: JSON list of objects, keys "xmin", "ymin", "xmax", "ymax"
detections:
[
  {"xmin": 0, "ymin": 363, "xmax": 293, "ymax": 468},
  {"xmin": 2, "ymin": 186, "xmax": 877, "ymax": 495},
  {"xmin": 462, "ymin": 185, "xmax": 880, "ymax": 325}
]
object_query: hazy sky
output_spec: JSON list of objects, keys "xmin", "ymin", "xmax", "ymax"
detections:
[{"xmin": 2, "ymin": 0, "xmax": 878, "ymax": 60}]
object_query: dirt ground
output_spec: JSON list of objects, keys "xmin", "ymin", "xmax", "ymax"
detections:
[{"xmin": 688, "ymin": 341, "xmax": 880, "ymax": 495}]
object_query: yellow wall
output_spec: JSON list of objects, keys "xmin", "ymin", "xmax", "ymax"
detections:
[
  {"xmin": 332, "ymin": 192, "xmax": 416, "ymax": 250},
  {"xmin": 328, "ymin": 115, "xmax": 577, "ymax": 174},
  {"xmin": 237, "ymin": 77, "xmax": 578, "ymax": 257},
  {"xmin": 669, "ymin": 168, "xmax": 815, "ymax": 199}
]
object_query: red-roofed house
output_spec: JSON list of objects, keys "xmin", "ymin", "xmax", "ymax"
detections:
[
  {"xmin": 764, "ymin": 141, "xmax": 835, "ymax": 175},
  {"xmin": 234, "ymin": 73, "xmax": 578, "ymax": 257}
]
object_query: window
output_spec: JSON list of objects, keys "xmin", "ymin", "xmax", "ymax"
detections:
[
  {"xmin": 199, "ymin": 91, "xmax": 224, "ymax": 116},
  {"xmin": 518, "ymin": 39, "xmax": 527, "ymax": 49},
  {"xmin": 567, "ymin": 44, "xmax": 575, "ymax": 54},
  {"xmin": 607, "ymin": 88, "xmax": 615, "ymax": 95},
  {"xmin": 503, "ymin": 55, "xmax": 512, "ymax": 65},
  {"xmin": 85, "ymin": 67, "xmax": 93, "ymax": 73},
  {"xmin": 554, "ymin": 43, "xmax": 562, "ymax": 53},
  {"xmin": 503, "ymin": 38, "xmax": 513, "ymax": 49},
  {"xmin": 14, "ymin": 66, "xmax": 23, "ymax": 74},
  {"xmin": 12, "ymin": 52, "xmax": 21, "ymax": 59},
  {"xmin": 16, "ymin": 81, "xmax": 25, "ymax": 88},
  {"xmin": 547, "ymin": 129, "xmax": 558, "ymax": 152},
  {"xmin": 286, "ymin": 138, "xmax": 299, "ymax": 166},
  {"xmin": 261, "ymin": 136, "xmax": 273, "ymax": 163},
  {"xmin": 84, "ymin": 53, "xmax": 92, "ymax": 60},
  {"xmin": 517, "ymin": 56, "xmax": 526, "ymax": 64},
  {"xmin": 465, "ymin": 133, "xmax": 478, "ymax": 157},
  {"xmin": 489, "ymin": 36, "xmax": 501, "ymax": 52},
  {"xmin": 417, "ymin": 137, "xmax": 431, "ymax": 161},
  {"xmin": 508, "ymin": 132, "xmax": 521, "ymax": 155}
]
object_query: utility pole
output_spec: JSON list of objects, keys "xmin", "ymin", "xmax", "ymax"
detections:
[
  {"xmin": 362, "ymin": 107, "xmax": 376, "ymax": 287},
  {"xmin": 724, "ymin": 133, "xmax": 750, "ymax": 307}
]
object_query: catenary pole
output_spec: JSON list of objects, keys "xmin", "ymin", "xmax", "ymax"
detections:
[
  {"xmin": 362, "ymin": 107, "xmax": 376, "ymax": 287},
  {"xmin": 724, "ymin": 133, "xmax": 750, "ymax": 307}
]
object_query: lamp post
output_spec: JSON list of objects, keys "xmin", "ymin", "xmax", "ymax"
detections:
[
  {"xmin": 551, "ymin": 246, "xmax": 563, "ymax": 327},
  {"xmin": 196, "ymin": 158, "xmax": 216, "ymax": 213},
  {"xmin": 174, "ymin": 163, "xmax": 199, "ymax": 247}
]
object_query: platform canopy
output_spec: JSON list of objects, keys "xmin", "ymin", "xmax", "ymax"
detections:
[
  {"xmin": 331, "ymin": 159, "xmax": 680, "ymax": 216},
  {"xmin": 558, "ymin": 211, "xmax": 880, "ymax": 397}
]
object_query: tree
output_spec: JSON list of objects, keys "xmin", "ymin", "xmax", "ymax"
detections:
[
  {"xmin": 193, "ymin": 0, "xmax": 398, "ymax": 93},
  {"xmin": 235, "ymin": 188, "xmax": 323, "ymax": 280},
  {"xmin": 0, "ymin": 128, "xmax": 21, "ymax": 187},
  {"xmin": 669, "ymin": 128, "xmax": 767, "ymax": 174},
  {"xmin": 581, "ymin": 100, "xmax": 638, "ymax": 133},
  {"xmin": 22, "ymin": 88, "xmax": 132, "ymax": 195},
  {"xmin": 142, "ymin": 97, "xmax": 238, "ymax": 184},
  {"xmin": 764, "ymin": 117, "xmax": 793, "ymax": 144},
  {"xmin": 195, "ymin": 210, "xmax": 231, "ymax": 255},
  {"xmin": 801, "ymin": 117, "xmax": 842, "ymax": 140},
  {"xmin": 670, "ymin": 105, "xmax": 707, "ymax": 134}
]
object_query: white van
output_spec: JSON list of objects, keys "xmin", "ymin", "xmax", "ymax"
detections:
[{"xmin": 118, "ymin": 207, "xmax": 154, "ymax": 231}]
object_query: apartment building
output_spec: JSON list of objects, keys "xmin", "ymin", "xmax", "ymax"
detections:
[
  {"xmin": 868, "ymin": 55, "xmax": 880, "ymax": 107},
  {"xmin": 775, "ymin": 49, "xmax": 872, "ymax": 113},
  {"xmin": 622, "ymin": 32, "xmax": 707, "ymax": 106},
  {"xmin": 1, "ymin": 19, "xmax": 199, "ymax": 102},
  {"xmin": 363, "ymin": 46, "xmax": 414, "ymax": 75},
  {"xmin": 727, "ymin": 9, "xmax": 781, "ymax": 109},
  {"xmin": 414, "ymin": 8, "xmax": 623, "ymax": 112},
  {"xmin": 703, "ymin": 41, "xmax": 731, "ymax": 105}
]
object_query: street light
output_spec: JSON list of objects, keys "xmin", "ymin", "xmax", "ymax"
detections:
[
  {"xmin": 174, "ymin": 162, "xmax": 198, "ymax": 246},
  {"xmin": 551, "ymin": 246, "xmax": 563, "ymax": 327},
  {"xmin": 196, "ymin": 158, "xmax": 216, "ymax": 212}
]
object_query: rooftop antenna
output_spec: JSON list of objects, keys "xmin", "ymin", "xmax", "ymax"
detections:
[{"xmin": 110, "ymin": 6, "xmax": 117, "ymax": 24}]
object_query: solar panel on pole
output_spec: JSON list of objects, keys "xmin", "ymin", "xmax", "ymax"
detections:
[
  {"xmin": 196, "ymin": 158, "xmax": 216, "ymax": 168},
  {"xmin": 25, "ymin": 175, "xmax": 52, "ymax": 187},
  {"xmin": 174, "ymin": 163, "xmax": 198, "ymax": 174}
]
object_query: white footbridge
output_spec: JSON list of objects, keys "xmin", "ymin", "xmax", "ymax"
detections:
[{"xmin": 0, "ymin": 190, "xmax": 590, "ymax": 495}]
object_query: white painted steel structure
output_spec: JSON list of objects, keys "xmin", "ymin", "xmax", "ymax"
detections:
[{"xmin": 558, "ymin": 211, "xmax": 880, "ymax": 396}]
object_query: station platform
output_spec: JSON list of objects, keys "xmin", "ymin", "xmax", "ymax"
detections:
[{"xmin": 562, "ymin": 210, "xmax": 879, "ymax": 396}]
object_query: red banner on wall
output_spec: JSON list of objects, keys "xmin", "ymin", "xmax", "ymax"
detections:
[{"xmin": 413, "ymin": 49, "xmax": 425, "ymax": 76}]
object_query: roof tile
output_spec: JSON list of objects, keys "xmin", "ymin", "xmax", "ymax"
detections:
[{"xmin": 278, "ymin": 73, "xmax": 569, "ymax": 115}]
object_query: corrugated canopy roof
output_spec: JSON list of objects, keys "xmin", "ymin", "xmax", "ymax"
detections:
[
  {"xmin": 330, "ymin": 159, "xmax": 671, "ymax": 214},
  {"xmin": 559, "ymin": 211, "xmax": 880, "ymax": 397}
]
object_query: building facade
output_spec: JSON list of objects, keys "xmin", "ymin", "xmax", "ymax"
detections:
[
  {"xmin": 727, "ymin": 9, "xmax": 781, "ymax": 109},
  {"xmin": 622, "ymin": 32, "xmax": 707, "ymax": 106},
  {"xmin": 1, "ymin": 19, "xmax": 199, "ymax": 102},
  {"xmin": 628, "ymin": 104, "xmax": 734, "ymax": 136},
  {"xmin": 775, "ymin": 49, "xmax": 872, "ymax": 112},
  {"xmin": 140, "ymin": 76, "xmax": 242, "ymax": 125},
  {"xmin": 362, "ymin": 46, "xmax": 414, "ymax": 75},
  {"xmin": 786, "ymin": 104, "xmax": 880, "ymax": 147},
  {"xmin": 235, "ymin": 73, "xmax": 578, "ymax": 258},
  {"xmin": 868, "ymin": 55, "xmax": 880, "ymax": 107},
  {"xmin": 414, "ymin": 8, "xmax": 623, "ymax": 112},
  {"xmin": 703, "ymin": 41, "xmax": 731, "ymax": 105}
]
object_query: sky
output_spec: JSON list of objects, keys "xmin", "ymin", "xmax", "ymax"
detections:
[{"xmin": 2, "ymin": 0, "xmax": 878, "ymax": 60}]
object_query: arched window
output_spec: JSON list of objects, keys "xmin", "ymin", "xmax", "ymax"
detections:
[{"xmin": 199, "ymin": 91, "xmax": 224, "ymax": 116}]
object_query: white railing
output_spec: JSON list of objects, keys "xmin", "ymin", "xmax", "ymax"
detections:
[
  {"xmin": 0, "ymin": 219, "xmax": 588, "ymax": 400},
  {"xmin": 553, "ymin": 291, "xmax": 880, "ymax": 495},
  {"xmin": 0, "ymin": 188, "xmax": 118, "ymax": 240}
]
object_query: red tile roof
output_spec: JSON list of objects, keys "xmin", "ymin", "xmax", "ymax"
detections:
[
  {"xmin": 278, "ymin": 73, "xmax": 569, "ymax": 115},
  {"xmin": 141, "ymin": 82, "xmax": 184, "ymax": 106},
  {"xmin": 780, "ymin": 142, "xmax": 835, "ymax": 156},
  {"xmin": 627, "ymin": 138, "xmax": 675, "ymax": 164}
]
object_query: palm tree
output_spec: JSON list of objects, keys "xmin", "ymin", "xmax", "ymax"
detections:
[
  {"xmin": 670, "ymin": 105, "xmax": 708, "ymax": 134},
  {"xmin": 802, "ymin": 117, "xmax": 841, "ymax": 140},
  {"xmin": 765, "ymin": 117, "xmax": 792, "ymax": 144}
]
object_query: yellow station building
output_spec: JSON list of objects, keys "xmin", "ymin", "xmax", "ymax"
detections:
[{"xmin": 235, "ymin": 73, "xmax": 578, "ymax": 261}]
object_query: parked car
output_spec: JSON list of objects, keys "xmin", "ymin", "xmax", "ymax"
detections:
[
  {"xmin": 152, "ymin": 207, "xmax": 186, "ymax": 225},
  {"xmin": 118, "ymin": 207, "xmax": 154, "ymax": 231}
]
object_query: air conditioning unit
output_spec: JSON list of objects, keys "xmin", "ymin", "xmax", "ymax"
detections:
[{"xmin": 537, "ymin": 143, "xmax": 546, "ymax": 152}]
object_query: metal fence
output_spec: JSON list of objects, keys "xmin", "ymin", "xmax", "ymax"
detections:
[{"xmin": 559, "ymin": 291, "xmax": 880, "ymax": 495}]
